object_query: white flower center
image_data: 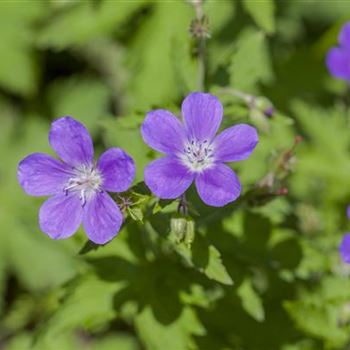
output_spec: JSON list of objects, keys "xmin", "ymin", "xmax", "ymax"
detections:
[
  {"xmin": 64, "ymin": 164, "xmax": 102, "ymax": 205},
  {"xmin": 180, "ymin": 139, "xmax": 214, "ymax": 172}
]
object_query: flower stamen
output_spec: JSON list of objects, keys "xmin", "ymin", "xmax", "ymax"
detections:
[
  {"xmin": 64, "ymin": 165, "xmax": 103, "ymax": 205},
  {"xmin": 180, "ymin": 139, "xmax": 214, "ymax": 172}
]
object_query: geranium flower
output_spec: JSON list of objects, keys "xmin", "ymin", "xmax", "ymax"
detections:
[
  {"xmin": 340, "ymin": 206, "xmax": 350, "ymax": 264},
  {"xmin": 340, "ymin": 234, "xmax": 350, "ymax": 264},
  {"xmin": 141, "ymin": 92, "xmax": 258, "ymax": 207},
  {"xmin": 326, "ymin": 21, "xmax": 350, "ymax": 83},
  {"xmin": 17, "ymin": 117, "xmax": 135, "ymax": 244}
]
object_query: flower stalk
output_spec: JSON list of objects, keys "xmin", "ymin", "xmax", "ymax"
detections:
[
  {"xmin": 178, "ymin": 193, "xmax": 189, "ymax": 216},
  {"xmin": 218, "ymin": 87, "xmax": 275, "ymax": 118},
  {"xmin": 190, "ymin": 0, "xmax": 210, "ymax": 91}
]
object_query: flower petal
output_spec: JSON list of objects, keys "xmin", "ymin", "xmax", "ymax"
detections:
[
  {"xmin": 82, "ymin": 192, "xmax": 123, "ymax": 244},
  {"xmin": 213, "ymin": 124, "xmax": 258, "ymax": 162},
  {"xmin": 339, "ymin": 21, "xmax": 350, "ymax": 49},
  {"xmin": 49, "ymin": 116, "xmax": 94, "ymax": 167},
  {"xmin": 39, "ymin": 193, "xmax": 83, "ymax": 239},
  {"xmin": 18, "ymin": 153, "xmax": 72, "ymax": 196},
  {"xmin": 182, "ymin": 92, "xmax": 223, "ymax": 142},
  {"xmin": 144, "ymin": 157, "xmax": 194, "ymax": 199},
  {"xmin": 339, "ymin": 233, "xmax": 350, "ymax": 264},
  {"xmin": 326, "ymin": 47, "xmax": 350, "ymax": 80},
  {"xmin": 97, "ymin": 148, "xmax": 135, "ymax": 193},
  {"xmin": 195, "ymin": 163, "xmax": 241, "ymax": 207},
  {"xmin": 141, "ymin": 109, "xmax": 186, "ymax": 154}
]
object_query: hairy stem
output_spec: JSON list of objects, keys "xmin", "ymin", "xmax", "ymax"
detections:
[
  {"xmin": 178, "ymin": 193, "xmax": 189, "ymax": 216},
  {"xmin": 192, "ymin": 0, "xmax": 206, "ymax": 91},
  {"xmin": 217, "ymin": 87, "xmax": 254, "ymax": 105}
]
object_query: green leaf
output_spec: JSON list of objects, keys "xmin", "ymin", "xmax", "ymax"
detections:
[
  {"xmin": 171, "ymin": 228, "xmax": 233, "ymax": 286},
  {"xmin": 127, "ymin": 207, "xmax": 144, "ymax": 223},
  {"xmin": 5, "ymin": 333, "xmax": 32, "ymax": 350},
  {"xmin": 285, "ymin": 300, "xmax": 347, "ymax": 349},
  {"xmin": 180, "ymin": 284, "xmax": 223, "ymax": 309},
  {"xmin": 14, "ymin": 226, "xmax": 78, "ymax": 283},
  {"xmin": 0, "ymin": 2, "xmax": 44, "ymax": 95},
  {"xmin": 37, "ymin": 275, "xmax": 123, "ymax": 344},
  {"xmin": 204, "ymin": 0, "xmax": 236, "ymax": 35},
  {"xmin": 205, "ymin": 245, "xmax": 234, "ymax": 286},
  {"xmin": 90, "ymin": 334, "xmax": 140, "ymax": 350},
  {"xmin": 152, "ymin": 199, "xmax": 175, "ymax": 215},
  {"xmin": 76, "ymin": 38, "xmax": 127, "ymax": 113},
  {"xmin": 237, "ymin": 278, "xmax": 265, "ymax": 322},
  {"xmin": 242, "ymin": 0, "xmax": 275, "ymax": 34},
  {"xmin": 205, "ymin": 0, "xmax": 237, "ymax": 73},
  {"xmin": 125, "ymin": 2, "xmax": 195, "ymax": 110},
  {"xmin": 37, "ymin": 1, "xmax": 147, "ymax": 50},
  {"xmin": 229, "ymin": 28, "xmax": 273, "ymax": 93},
  {"xmin": 47, "ymin": 76, "xmax": 111, "ymax": 134},
  {"xmin": 135, "ymin": 306, "xmax": 204, "ymax": 350},
  {"xmin": 33, "ymin": 332, "xmax": 82, "ymax": 350},
  {"xmin": 290, "ymin": 101, "xmax": 350, "ymax": 202},
  {"xmin": 284, "ymin": 276, "xmax": 350, "ymax": 349},
  {"xmin": 6, "ymin": 332, "xmax": 81, "ymax": 350},
  {"xmin": 281, "ymin": 340, "xmax": 319, "ymax": 350},
  {"xmin": 235, "ymin": 112, "xmax": 295, "ymax": 185}
]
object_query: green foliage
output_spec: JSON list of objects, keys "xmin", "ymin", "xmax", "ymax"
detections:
[
  {"xmin": 135, "ymin": 306, "xmax": 204, "ymax": 350},
  {"xmin": 37, "ymin": 1, "xmax": 147, "ymax": 50},
  {"xmin": 0, "ymin": 2, "xmax": 44, "ymax": 96},
  {"xmin": 47, "ymin": 76, "xmax": 112, "ymax": 134},
  {"xmin": 242, "ymin": 0, "xmax": 276, "ymax": 34},
  {"xmin": 229, "ymin": 28, "xmax": 273, "ymax": 93},
  {"xmin": 285, "ymin": 276, "xmax": 350, "ymax": 348},
  {"xmin": 169, "ymin": 220, "xmax": 234, "ymax": 285},
  {"xmin": 237, "ymin": 278, "xmax": 265, "ymax": 322},
  {"xmin": 125, "ymin": 2, "xmax": 197, "ymax": 110},
  {"xmin": 36, "ymin": 275, "xmax": 122, "ymax": 342},
  {"xmin": 0, "ymin": 1, "xmax": 350, "ymax": 350}
]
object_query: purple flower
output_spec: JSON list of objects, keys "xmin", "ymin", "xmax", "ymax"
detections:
[
  {"xmin": 17, "ymin": 117, "xmax": 135, "ymax": 244},
  {"xmin": 326, "ymin": 21, "xmax": 350, "ymax": 82},
  {"xmin": 141, "ymin": 92, "xmax": 258, "ymax": 207},
  {"xmin": 340, "ymin": 206, "xmax": 350, "ymax": 264},
  {"xmin": 340, "ymin": 233, "xmax": 350, "ymax": 264}
]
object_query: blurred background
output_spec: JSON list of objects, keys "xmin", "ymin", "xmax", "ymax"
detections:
[{"xmin": 1, "ymin": 0, "xmax": 350, "ymax": 349}]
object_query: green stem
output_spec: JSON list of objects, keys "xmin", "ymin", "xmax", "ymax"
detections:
[
  {"xmin": 178, "ymin": 193, "xmax": 188, "ymax": 216},
  {"xmin": 192, "ymin": 0, "xmax": 206, "ymax": 91},
  {"xmin": 217, "ymin": 87, "xmax": 254, "ymax": 105}
]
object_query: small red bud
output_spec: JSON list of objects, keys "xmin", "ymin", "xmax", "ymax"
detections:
[
  {"xmin": 277, "ymin": 187, "xmax": 288, "ymax": 196},
  {"xmin": 295, "ymin": 135, "xmax": 303, "ymax": 145}
]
